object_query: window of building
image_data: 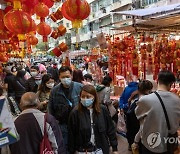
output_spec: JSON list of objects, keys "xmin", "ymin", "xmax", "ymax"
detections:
[
  {"xmin": 66, "ymin": 23, "xmax": 69, "ymax": 28},
  {"xmin": 98, "ymin": 0, "xmax": 104, "ymax": 10},
  {"xmin": 91, "ymin": 2, "xmax": 97, "ymax": 12},
  {"xmin": 113, "ymin": 0, "xmax": 120, "ymax": 3},
  {"xmin": 100, "ymin": 16, "xmax": 111, "ymax": 27}
]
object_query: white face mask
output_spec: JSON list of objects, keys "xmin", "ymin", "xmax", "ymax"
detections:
[
  {"xmin": 46, "ymin": 83, "xmax": 54, "ymax": 89},
  {"xmin": 31, "ymin": 72, "xmax": 38, "ymax": 77},
  {"xmin": 35, "ymin": 80, "xmax": 42, "ymax": 86},
  {"xmin": 81, "ymin": 98, "xmax": 94, "ymax": 107},
  {"xmin": 61, "ymin": 78, "xmax": 72, "ymax": 87}
]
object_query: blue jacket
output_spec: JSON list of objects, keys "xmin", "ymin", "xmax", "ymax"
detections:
[
  {"xmin": 119, "ymin": 82, "xmax": 138, "ymax": 109},
  {"xmin": 48, "ymin": 81, "xmax": 82, "ymax": 124}
]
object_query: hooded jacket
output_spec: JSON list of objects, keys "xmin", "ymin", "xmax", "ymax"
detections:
[{"xmin": 119, "ymin": 82, "xmax": 138, "ymax": 109}]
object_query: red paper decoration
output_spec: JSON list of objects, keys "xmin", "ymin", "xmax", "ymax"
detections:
[
  {"xmin": 4, "ymin": 6, "xmax": 13, "ymax": 14},
  {"xmin": 35, "ymin": 2, "xmax": 49, "ymax": 18},
  {"xmin": 59, "ymin": 42, "xmax": 68, "ymax": 52},
  {"xmin": 42, "ymin": 0, "xmax": 54, "ymax": 8},
  {"xmin": 52, "ymin": 47, "xmax": 62, "ymax": 57},
  {"xmin": 4, "ymin": 10, "xmax": 33, "ymax": 34}
]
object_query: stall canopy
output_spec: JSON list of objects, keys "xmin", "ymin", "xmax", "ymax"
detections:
[
  {"xmin": 113, "ymin": 3, "xmax": 180, "ymax": 19},
  {"xmin": 111, "ymin": 3, "xmax": 180, "ymax": 33}
]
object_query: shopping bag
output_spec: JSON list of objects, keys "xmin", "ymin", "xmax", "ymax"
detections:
[
  {"xmin": 107, "ymin": 103, "xmax": 117, "ymax": 117},
  {"xmin": 117, "ymin": 112, "xmax": 127, "ymax": 133},
  {"xmin": 39, "ymin": 114, "xmax": 54, "ymax": 154}
]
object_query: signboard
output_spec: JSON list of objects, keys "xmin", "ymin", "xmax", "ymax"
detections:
[{"xmin": 0, "ymin": 98, "xmax": 19, "ymax": 148}]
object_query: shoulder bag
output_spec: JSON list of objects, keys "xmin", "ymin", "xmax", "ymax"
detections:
[
  {"xmin": 154, "ymin": 91, "xmax": 178, "ymax": 154},
  {"xmin": 40, "ymin": 114, "xmax": 54, "ymax": 154}
]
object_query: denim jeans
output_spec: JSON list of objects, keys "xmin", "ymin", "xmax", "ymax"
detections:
[{"xmin": 60, "ymin": 124, "xmax": 69, "ymax": 154}]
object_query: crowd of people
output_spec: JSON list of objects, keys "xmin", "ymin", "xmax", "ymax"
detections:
[{"xmin": 0, "ymin": 60, "xmax": 179, "ymax": 154}]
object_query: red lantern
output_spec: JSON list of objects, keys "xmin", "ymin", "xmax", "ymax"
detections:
[
  {"xmin": 37, "ymin": 22, "xmax": 51, "ymax": 42},
  {"xmin": 0, "ymin": 10, "xmax": 4, "ymax": 31},
  {"xmin": 35, "ymin": 2, "xmax": 49, "ymax": 18},
  {"xmin": 42, "ymin": 0, "xmax": 54, "ymax": 8},
  {"xmin": 28, "ymin": 35, "xmax": 38, "ymax": 45},
  {"xmin": 4, "ymin": 10, "xmax": 33, "ymax": 34},
  {"xmin": 22, "ymin": 0, "xmax": 38, "ymax": 10},
  {"xmin": 61, "ymin": 0, "xmax": 90, "ymax": 28}
]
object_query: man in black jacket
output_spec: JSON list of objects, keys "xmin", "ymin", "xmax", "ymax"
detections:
[
  {"xmin": 48, "ymin": 66, "xmax": 82, "ymax": 153},
  {"xmin": 25, "ymin": 65, "xmax": 41, "ymax": 93}
]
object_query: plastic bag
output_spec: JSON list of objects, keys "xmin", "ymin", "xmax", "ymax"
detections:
[{"xmin": 117, "ymin": 112, "xmax": 127, "ymax": 133}]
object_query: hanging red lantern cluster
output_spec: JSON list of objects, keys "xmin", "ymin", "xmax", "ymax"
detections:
[
  {"xmin": 51, "ymin": 25, "xmax": 66, "ymax": 39},
  {"xmin": 61, "ymin": 0, "xmax": 90, "ymax": 29}
]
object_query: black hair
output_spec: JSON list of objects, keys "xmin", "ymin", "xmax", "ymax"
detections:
[
  {"xmin": 59, "ymin": 66, "xmax": 72, "ymax": 75},
  {"xmin": 72, "ymin": 70, "xmax": 84, "ymax": 83},
  {"xmin": 158, "ymin": 70, "xmax": 175, "ymax": 86},
  {"xmin": 84, "ymin": 74, "xmax": 93, "ymax": 81},
  {"xmin": 38, "ymin": 73, "xmax": 53, "ymax": 93},
  {"xmin": 0, "ymin": 86, "xmax": 3, "ymax": 96},
  {"xmin": 138, "ymin": 80, "xmax": 153, "ymax": 95},
  {"xmin": 16, "ymin": 70, "xmax": 26, "ymax": 79},
  {"xmin": 101, "ymin": 75, "xmax": 112, "ymax": 86},
  {"xmin": 11, "ymin": 66, "xmax": 17, "ymax": 72},
  {"xmin": 30, "ymin": 65, "xmax": 39, "ymax": 71}
]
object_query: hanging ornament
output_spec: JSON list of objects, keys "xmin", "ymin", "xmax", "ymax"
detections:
[
  {"xmin": 50, "ymin": 8, "xmax": 63, "ymax": 22},
  {"xmin": 61, "ymin": 0, "xmax": 90, "ymax": 29},
  {"xmin": 59, "ymin": 42, "xmax": 68, "ymax": 52},
  {"xmin": 0, "ymin": 10, "xmax": 5, "ymax": 31},
  {"xmin": 4, "ymin": 10, "xmax": 33, "ymax": 40},
  {"xmin": 42, "ymin": 0, "xmax": 54, "ymax": 8},
  {"xmin": 35, "ymin": 2, "xmax": 49, "ymax": 18},
  {"xmin": 37, "ymin": 22, "xmax": 51, "ymax": 42}
]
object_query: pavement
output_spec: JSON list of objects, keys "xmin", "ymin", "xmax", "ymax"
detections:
[{"xmin": 117, "ymin": 134, "xmax": 132, "ymax": 154}]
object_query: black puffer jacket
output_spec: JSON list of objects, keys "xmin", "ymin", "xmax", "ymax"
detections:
[{"xmin": 68, "ymin": 105, "xmax": 118, "ymax": 154}]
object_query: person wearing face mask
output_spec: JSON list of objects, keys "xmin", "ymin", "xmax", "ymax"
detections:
[
  {"xmin": 68, "ymin": 84, "xmax": 118, "ymax": 154},
  {"xmin": 48, "ymin": 66, "xmax": 83, "ymax": 153},
  {"xmin": 25, "ymin": 65, "xmax": 41, "ymax": 93},
  {"xmin": 37, "ymin": 74, "xmax": 54, "ymax": 112}
]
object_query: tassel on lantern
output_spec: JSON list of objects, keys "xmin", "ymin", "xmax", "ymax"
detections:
[{"xmin": 13, "ymin": 1, "xmax": 22, "ymax": 10}]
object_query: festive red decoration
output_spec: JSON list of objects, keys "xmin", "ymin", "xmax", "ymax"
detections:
[
  {"xmin": 4, "ymin": 6, "xmax": 13, "ymax": 14},
  {"xmin": 42, "ymin": 0, "xmax": 54, "ymax": 8},
  {"xmin": 57, "ymin": 25, "xmax": 66, "ymax": 36},
  {"xmin": 0, "ymin": 10, "xmax": 5, "ymax": 31},
  {"xmin": 35, "ymin": 2, "xmax": 49, "ymax": 18},
  {"xmin": 37, "ymin": 22, "xmax": 51, "ymax": 42},
  {"xmin": 61, "ymin": 0, "xmax": 90, "ymax": 28},
  {"xmin": 59, "ymin": 42, "xmax": 68, "ymax": 52},
  {"xmin": 50, "ymin": 8, "xmax": 63, "ymax": 22},
  {"xmin": 28, "ymin": 35, "xmax": 38, "ymax": 45},
  {"xmin": 52, "ymin": 47, "xmax": 62, "ymax": 57},
  {"xmin": 4, "ymin": 10, "xmax": 33, "ymax": 34}
]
